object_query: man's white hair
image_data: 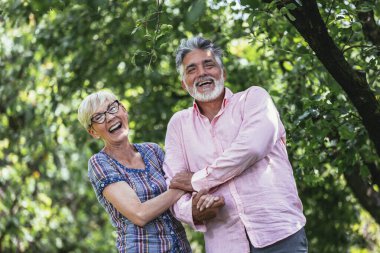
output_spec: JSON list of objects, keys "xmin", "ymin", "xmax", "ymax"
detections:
[{"xmin": 175, "ymin": 36, "xmax": 224, "ymax": 78}]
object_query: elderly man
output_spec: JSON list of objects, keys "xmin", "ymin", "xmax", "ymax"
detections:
[{"xmin": 163, "ymin": 36, "xmax": 307, "ymax": 253}]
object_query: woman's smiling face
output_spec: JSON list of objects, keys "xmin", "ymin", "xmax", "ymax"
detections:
[{"xmin": 88, "ymin": 99, "xmax": 130, "ymax": 146}]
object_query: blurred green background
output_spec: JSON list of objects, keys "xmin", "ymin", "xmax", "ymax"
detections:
[{"xmin": 1, "ymin": 0, "xmax": 379, "ymax": 252}]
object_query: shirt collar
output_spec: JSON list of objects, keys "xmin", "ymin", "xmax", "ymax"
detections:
[{"xmin": 192, "ymin": 87, "xmax": 233, "ymax": 114}]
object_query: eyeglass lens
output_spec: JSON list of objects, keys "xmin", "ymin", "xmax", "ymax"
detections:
[{"xmin": 91, "ymin": 100, "xmax": 119, "ymax": 124}]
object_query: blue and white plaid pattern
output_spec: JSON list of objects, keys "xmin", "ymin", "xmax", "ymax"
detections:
[{"xmin": 88, "ymin": 142, "xmax": 191, "ymax": 253}]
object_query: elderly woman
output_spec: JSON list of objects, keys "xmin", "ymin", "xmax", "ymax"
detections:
[{"xmin": 77, "ymin": 90, "xmax": 218, "ymax": 253}]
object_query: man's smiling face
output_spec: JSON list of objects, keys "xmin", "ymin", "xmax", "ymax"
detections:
[{"xmin": 181, "ymin": 49, "xmax": 226, "ymax": 102}]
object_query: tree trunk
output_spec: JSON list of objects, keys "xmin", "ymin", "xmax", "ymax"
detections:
[
  {"xmin": 344, "ymin": 166, "xmax": 380, "ymax": 224},
  {"xmin": 280, "ymin": 0, "xmax": 380, "ymax": 157},
  {"xmin": 263, "ymin": 0, "xmax": 380, "ymax": 223}
]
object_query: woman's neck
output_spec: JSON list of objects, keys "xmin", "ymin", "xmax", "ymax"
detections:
[{"xmin": 103, "ymin": 140, "xmax": 142, "ymax": 168}]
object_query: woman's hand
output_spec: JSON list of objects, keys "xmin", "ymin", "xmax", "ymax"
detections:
[
  {"xmin": 193, "ymin": 189, "xmax": 222, "ymax": 211},
  {"xmin": 192, "ymin": 189, "xmax": 225, "ymax": 224},
  {"xmin": 196, "ymin": 193, "xmax": 220, "ymax": 212}
]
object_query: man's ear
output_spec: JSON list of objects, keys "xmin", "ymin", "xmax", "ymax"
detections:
[
  {"xmin": 181, "ymin": 80, "xmax": 187, "ymax": 91},
  {"xmin": 223, "ymin": 67, "xmax": 227, "ymax": 80},
  {"xmin": 87, "ymin": 127, "xmax": 100, "ymax": 139}
]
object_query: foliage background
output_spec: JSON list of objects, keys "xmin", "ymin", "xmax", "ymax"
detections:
[{"xmin": 1, "ymin": 0, "xmax": 379, "ymax": 252}]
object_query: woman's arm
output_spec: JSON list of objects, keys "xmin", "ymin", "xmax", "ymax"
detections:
[
  {"xmin": 103, "ymin": 181, "xmax": 220, "ymax": 227},
  {"xmin": 103, "ymin": 181, "xmax": 184, "ymax": 227}
]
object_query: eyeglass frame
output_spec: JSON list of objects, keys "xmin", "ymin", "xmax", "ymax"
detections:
[{"xmin": 88, "ymin": 100, "xmax": 120, "ymax": 128}]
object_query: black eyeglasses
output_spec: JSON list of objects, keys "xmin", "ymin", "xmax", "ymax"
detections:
[{"xmin": 89, "ymin": 100, "xmax": 120, "ymax": 127}]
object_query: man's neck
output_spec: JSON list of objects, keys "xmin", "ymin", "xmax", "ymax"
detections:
[{"xmin": 196, "ymin": 92, "xmax": 225, "ymax": 122}]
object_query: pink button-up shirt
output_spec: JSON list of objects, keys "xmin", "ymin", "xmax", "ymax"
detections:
[{"xmin": 163, "ymin": 86, "xmax": 306, "ymax": 252}]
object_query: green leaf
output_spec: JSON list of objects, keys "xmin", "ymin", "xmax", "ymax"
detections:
[
  {"xmin": 294, "ymin": 0, "xmax": 302, "ymax": 6},
  {"xmin": 351, "ymin": 22, "xmax": 362, "ymax": 32},
  {"xmin": 185, "ymin": 0, "xmax": 206, "ymax": 25},
  {"xmin": 280, "ymin": 6, "xmax": 288, "ymax": 15},
  {"xmin": 240, "ymin": 0, "xmax": 261, "ymax": 9},
  {"xmin": 357, "ymin": 3, "xmax": 375, "ymax": 12},
  {"xmin": 286, "ymin": 12, "xmax": 296, "ymax": 21},
  {"xmin": 285, "ymin": 3, "xmax": 298, "ymax": 11}
]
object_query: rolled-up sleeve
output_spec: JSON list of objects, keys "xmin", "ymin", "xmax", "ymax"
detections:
[
  {"xmin": 163, "ymin": 114, "xmax": 206, "ymax": 232},
  {"xmin": 192, "ymin": 87, "xmax": 280, "ymax": 191}
]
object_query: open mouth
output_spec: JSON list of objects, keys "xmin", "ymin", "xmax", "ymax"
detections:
[
  {"xmin": 195, "ymin": 79, "xmax": 214, "ymax": 87},
  {"xmin": 108, "ymin": 122, "xmax": 122, "ymax": 133}
]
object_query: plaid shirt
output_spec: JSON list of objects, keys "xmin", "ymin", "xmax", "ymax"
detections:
[{"xmin": 88, "ymin": 142, "xmax": 191, "ymax": 253}]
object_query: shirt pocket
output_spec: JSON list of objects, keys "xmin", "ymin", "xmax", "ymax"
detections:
[{"xmin": 216, "ymin": 115, "xmax": 242, "ymax": 149}]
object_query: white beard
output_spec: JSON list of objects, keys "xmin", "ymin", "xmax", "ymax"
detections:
[{"xmin": 184, "ymin": 73, "xmax": 225, "ymax": 102}]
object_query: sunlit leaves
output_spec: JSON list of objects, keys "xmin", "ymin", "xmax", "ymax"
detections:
[{"xmin": 1, "ymin": 0, "xmax": 379, "ymax": 252}]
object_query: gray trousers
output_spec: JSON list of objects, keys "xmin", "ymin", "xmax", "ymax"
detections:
[{"xmin": 249, "ymin": 228, "xmax": 308, "ymax": 253}]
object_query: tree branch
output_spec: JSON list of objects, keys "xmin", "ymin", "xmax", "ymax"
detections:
[
  {"xmin": 272, "ymin": 0, "xmax": 380, "ymax": 157},
  {"xmin": 323, "ymin": 137, "xmax": 380, "ymax": 224},
  {"xmin": 342, "ymin": 44, "xmax": 376, "ymax": 53},
  {"xmin": 344, "ymin": 165, "xmax": 380, "ymax": 224},
  {"xmin": 367, "ymin": 162, "xmax": 380, "ymax": 187},
  {"xmin": 324, "ymin": 0, "xmax": 336, "ymax": 25},
  {"xmin": 260, "ymin": 0, "xmax": 380, "ymax": 225}
]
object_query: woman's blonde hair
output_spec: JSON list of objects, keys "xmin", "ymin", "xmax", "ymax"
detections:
[{"xmin": 77, "ymin": 90, "xmax": 118, "ymax": 130}]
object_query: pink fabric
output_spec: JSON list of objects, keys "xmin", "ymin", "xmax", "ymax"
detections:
[{"xmin": 163, "ymin": 86, "xmax": 306, "ymax": 252}]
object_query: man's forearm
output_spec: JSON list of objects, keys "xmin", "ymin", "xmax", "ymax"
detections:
[{"xmin": 170, "ymin": 171, "xmax": 194, "ymax": 191}]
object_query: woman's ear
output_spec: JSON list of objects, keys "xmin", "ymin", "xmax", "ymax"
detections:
[
  {"xmin": 121, "ymin": 104, "xmax": 129, "ymax": 118},
  {"xmin": 87, "ymin": 127, "xmax": 100, "ymax": 139}
]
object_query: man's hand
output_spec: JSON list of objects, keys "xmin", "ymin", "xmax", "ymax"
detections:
[
  {"xmin": 169, "ymin": 171, "xmax": 195, "ymax": 192},
  {"xmin": 192, "ymin": 189, "xmax": 225, "ymax": 225}
]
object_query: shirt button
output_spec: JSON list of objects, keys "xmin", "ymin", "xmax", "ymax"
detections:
[
  {"xmin": 170, "ymin": 231, "xmax": 174, "ymax": 234},
  {"xmin": 101, "ymin": 183, "xmax": 104, "ymax": 187}
]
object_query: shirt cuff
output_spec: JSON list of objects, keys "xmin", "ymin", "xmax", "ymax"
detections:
[
  {"xmin": 193, "ymin": 221, "xmax": 207, "ymax": 232},
  {"xmin": 179, "ymin": 193, "xmax": 207, "ymax": 232},
  {"xmin": 172, "ymin": 193, "xmax": 206, "ymax": 232},
  {"xmin": 189, "ymin": 193, "xmax": 207, "ymax": 232},
  {"xmin": 191, "ymin": 167, "xmax": 211, "ymax": 192}
]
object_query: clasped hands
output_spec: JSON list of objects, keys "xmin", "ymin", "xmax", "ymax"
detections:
[{"xmin": 170, "ymin": 171, "xmax": 225, "ymax": 224}]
